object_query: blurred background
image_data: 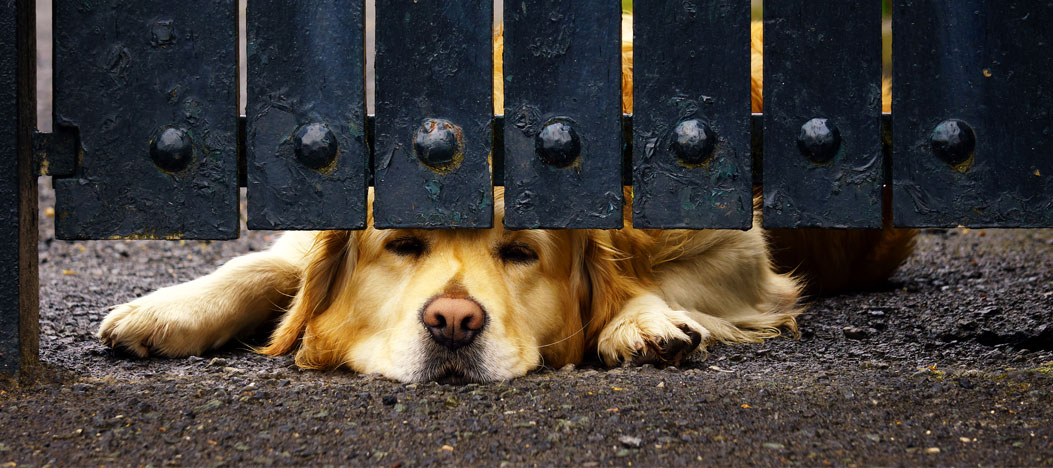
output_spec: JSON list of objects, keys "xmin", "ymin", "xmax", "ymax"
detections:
[{"xmin": 34, "ymin": 0, "xmax": 893, "ymax": 132}]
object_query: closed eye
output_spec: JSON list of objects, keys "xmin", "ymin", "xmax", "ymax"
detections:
[
  {"xmin": 385, "ymin": 236, "xmax": 427, "ymax": 257},
  {"xmin": 498, "ymin": 242, "xmax": 539, "ymax": 265}
]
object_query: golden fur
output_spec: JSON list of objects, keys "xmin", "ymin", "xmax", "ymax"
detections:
[
  {"xmin": 97, "ymin": 20, "xmax": 914, "ymax": 383},
  {"xmin": 100, "ymin": 189, "xmax": 806, "ymax": 382}
]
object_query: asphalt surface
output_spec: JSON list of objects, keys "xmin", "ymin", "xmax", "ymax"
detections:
[{"xmin": 1, "ymin": 180, "xmax": 1051, "ymax": 467}]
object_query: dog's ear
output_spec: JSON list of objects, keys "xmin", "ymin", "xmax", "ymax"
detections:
[
  {"xmin": 573, "ymin": 229, "xmax": 651, "ymax": 352},
  {"xmin": 258, "ymin": 230, "xmax": 355, "ymax": 366}
]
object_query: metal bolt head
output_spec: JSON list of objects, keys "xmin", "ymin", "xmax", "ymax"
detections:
[
  {"xmin": 294, "ymin": 123, "xmax": 338, "ymax": 171},
  {"xmin": 670, "ymin": 119, "xmax": 716, "ymax": 165},
  {"xmin": 930, "ymin": 119, "xmax": 975, "ymax": 166},
  {"xmin": 535, "ymin": 119, "xmax": 580, "ymax": 168},
  {"xmin": 797, "ymin": 118, "xmax": 841, "ymax": 164},
  {"xmin": 150, "ymin": 20, "xmax": 176, "ymax": 47},
  {"xmin": 414, "ymin": 118, "xmax": 461, "ymax": 168},
  {"xmin": 150, "ymin": 127, "xmax": 192, "ymax": 172}
]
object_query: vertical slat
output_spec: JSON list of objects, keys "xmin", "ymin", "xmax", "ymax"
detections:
[
  {"xmin": 0, "ymin": 0, "xmax": 38, "ymax": 381},
  {"xmin": 0, "ymin": 0, "xmax": 18, "ymax": 379},
  {"xmin": 52, "ymin": 0, "xmax": 239, "ymax": 239},
  {"xmin": 763, "ymin": 2, "xmax": 883, "ymax": 228},
  {"xmin": 893, "ymin": 0, "xmax": 1052, "ymax": 227},
  {"xmin": 374, "ymin": 1, "xmax": 493, "ymax": 229},
  {"xmin": 632, "ymin": 1, "xmax": 751, "ymax": 229},
  {"xmin": 246, "ymin": 0, "xmax": 368, "ymax": 230},
  {"xmin": 503, "ymin": 0, "xmax": 622, "ymax": 229}
]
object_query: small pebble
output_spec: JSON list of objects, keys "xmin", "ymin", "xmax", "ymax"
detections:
[
  {"xmin": 843, "ymin": 326, "xmax": 869, "ymax": 340},
  {"xmin": 618, "ymin": 435, "xmax": 642, "ymax": 448}
]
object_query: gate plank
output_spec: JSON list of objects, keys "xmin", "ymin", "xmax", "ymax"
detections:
[
  {"xmin": 763, "ymin": 2, "xmax": 883, "ymax": 228},
  {"xmin": 893, "ymin": 0, "xmax": 1052, "ymax": 227},
  {"xmin": 1, "ymin": 0, "xmax": 39, "ymax": 381},
  {"xmin": 373, "ymin": 1, "xmax": 493, "ymax": 228},
  {"xmin": 0, "ymin": 0, "xmax": 16, "ymax": 378},
  {"xmin": 246, "ymin": 0, "xmax": 368, "ymax": 230},
  {"xmin": 52, "ymin": 0, "xmax": 239, "ymax": 239},
  {"xmin": 502, "ymin": 0, "xmax": 622, "ymax": 229},
  {"xmin": 632, "ymin": 0, "xmax": 751, "ymax": 229}
]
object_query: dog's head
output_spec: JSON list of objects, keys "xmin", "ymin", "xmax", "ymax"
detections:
[{"xmin": 260, "ymin": 190, "xmax": 646, "ymax": 383}]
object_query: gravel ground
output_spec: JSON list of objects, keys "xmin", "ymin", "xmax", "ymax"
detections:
[{"xmin": 0, "ymin": 180, "xmax": 1051, "ymax": 467}]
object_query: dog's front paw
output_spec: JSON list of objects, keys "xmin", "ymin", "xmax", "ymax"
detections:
[
  {"xmin": 596, "ymin": 294, "xmax": 709, "ymax": 367},
  {"xmin": 98, "ymin": 285, "xmax": 224, "ymax": 358}
]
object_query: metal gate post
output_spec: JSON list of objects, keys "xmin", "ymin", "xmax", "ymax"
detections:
[{"xmin": 0, "ymin": 0, "xmax": 39, "ymax": 384}]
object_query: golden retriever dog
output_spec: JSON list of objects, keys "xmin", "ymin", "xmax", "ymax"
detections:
[{"xmin": 97, "ymin": 22, "xmax": 914, "ymax": 383}]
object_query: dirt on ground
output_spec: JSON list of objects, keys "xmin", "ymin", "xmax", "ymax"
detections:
[{"xmin": 1, "ymin": 180, "xmax": 1051, "ymax": 467}]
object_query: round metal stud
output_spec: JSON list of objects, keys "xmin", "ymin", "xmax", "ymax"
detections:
[
  {"xmin": 294, "ymin": 123, "xmax": 338, "ymax": 171},
  {"xmin": 413, "ymin": 118, "xmax": 461, "ymax": 168},
  {"xmin": 797, "ymin": 118, "xmax": 841, "ymax": 164},
  {"xmin": 669, "ymin": 119, "xmax": 716, "ymax": 165},
  {"xmin": 150, "ymin": 127, "xmax": 192, "ymax": 172},
  {"xmin": 535, "ymin": 119, "xmax": 580, "ymax": 168},
  {"xmin": 930, "ymin": 119, "xmax": 975, "ymax": 166}
]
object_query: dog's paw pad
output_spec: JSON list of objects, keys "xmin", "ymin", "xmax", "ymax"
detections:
[
  {"xmin": 629, "ymin": 324, "xmax": 705, "ymax": 367},
  {"xmin": 661, "ymin": 324, "xmax": 705, "ymax": 362}
]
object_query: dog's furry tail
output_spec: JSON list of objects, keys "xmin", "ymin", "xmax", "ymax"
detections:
[
  {"xmin": 764, "ymin": 185, "xmax": 917, "ymax": 296},
  {"xmin": 766, "ymin": 227, "xmax": 916, "ymax": 296}
]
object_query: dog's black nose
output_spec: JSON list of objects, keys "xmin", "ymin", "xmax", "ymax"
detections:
[{"xmin": 421, "ymin": 297, "xmax": 486, "ymax": 351}]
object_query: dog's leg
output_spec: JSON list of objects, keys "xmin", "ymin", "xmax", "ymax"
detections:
[
  {"xmin": 595, "ymin": 228, "xmax": 802, "ymax": 367},
  {"xmin": 98, "ymin": 231, "xmax": 316, "ymax": 357},
  {"xmin": 651, "ymin": 231, "xmax": 803, "ymax": 345},
  {"xmin": 595, "ymin": 292, "xmax": 710, "ymax": 367}
]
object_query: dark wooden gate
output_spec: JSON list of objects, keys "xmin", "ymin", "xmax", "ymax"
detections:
[{"xmin": 3, "ymin": 0, "xmax": 1051, "ymax": 380}]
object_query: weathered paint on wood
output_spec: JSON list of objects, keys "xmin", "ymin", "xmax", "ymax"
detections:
[
  {"xmin": 52, "ymin": 0, "xmax": 239, "ymax": 239},
  {"xmin": 763, "ymin": 1, "xmax": 883, "ymax": 228},
  {"xmin": 0, "ymin": 0, "xmax": 18, "ymax": 377},
  {"xmin": 632, "ymin": 0, "xmax": 751, "ymax": 229},
  {"xmin": 246, "ymin": 0, "xmax": 368, "ymax": 230},
  {"xmin": 502, "ymin": 0, "xmax": 623, "ymax": 229},
  {"xmin": 892, "ymin": 0, "xmax": 1052, "ymax": 227},
  {"xmin": 1, "ymin": 0, "xmax": 39, "ymax": 381},
  {"xmin": 373, "ymin": 0, "xmax": 493, "ymax": 228}
]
